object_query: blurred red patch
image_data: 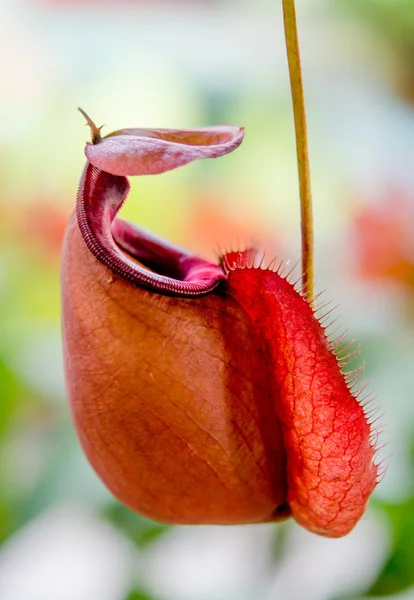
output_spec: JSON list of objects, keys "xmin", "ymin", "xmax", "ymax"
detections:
[
  {"xmin": 19, "ymin": 202, "xmax": 70, "ymax": 261},
  {"xmin": 353, "ymin": 190, "xmax": 414, "ymax": 290},
  {"xmin": 188, "ymin": 193, "xmax": 281, "ymax": 261}
]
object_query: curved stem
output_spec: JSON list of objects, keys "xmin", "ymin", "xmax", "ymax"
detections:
[
  {"xmin": 282, "ymin": 0, "xmax": 314, "ymax": 302},
  {"xmin": 78, "ymin": 107, "xmax": 103, "ymax": 144}
]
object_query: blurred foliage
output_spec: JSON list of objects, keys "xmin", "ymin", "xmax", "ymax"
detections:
[
  {"xmin": 125, "ymin": 589, "xmax": 158, "ymax": 600},
  {"xmin": 338, "ymin": 0, "xmax": 414, "ymax": 103},
  {"xmin": 0, "ymin": 356, "xmax": 19, "ymax": 439},
  {"xmin": 369, "ymin": 498, "xmax": 414, "ymax": 596},
  {"xmin": 339, "ymin": 0, "xmax": 414, "ymax": 31},
  {"xmin": 103, "ymin": 503, "xmax": 169, "ymax": 549}
]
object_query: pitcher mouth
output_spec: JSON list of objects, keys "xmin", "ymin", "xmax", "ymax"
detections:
[{"xmin": 76, "ymin": 163, "xmax": 226, "ymax": 297}]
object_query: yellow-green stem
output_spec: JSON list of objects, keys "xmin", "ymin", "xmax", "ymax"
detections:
[{"xmin": 282, "ymin": 0, "xmax": 314, "ymax": 301}]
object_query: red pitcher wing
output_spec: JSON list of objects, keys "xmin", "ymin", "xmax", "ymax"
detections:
[{"xmin": 222, "ymin": 251, "xmax": 379, "ymax": 537}]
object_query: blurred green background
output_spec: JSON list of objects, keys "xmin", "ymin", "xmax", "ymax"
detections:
[{"xmin": 1, "ymin": 0, "xmax": 414, "ymax": 598}]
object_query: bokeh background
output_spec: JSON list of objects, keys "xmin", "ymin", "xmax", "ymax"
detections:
[{"xmin": 1, "ymin": 0, "xmax": 414, "ymax": 598}]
